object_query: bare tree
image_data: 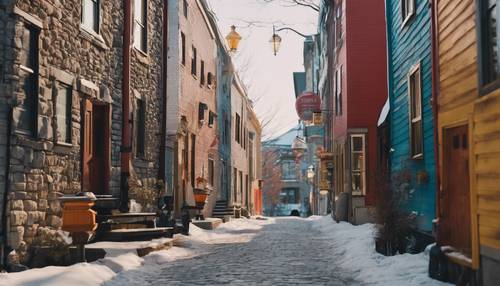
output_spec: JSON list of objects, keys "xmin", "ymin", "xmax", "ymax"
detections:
[
  {"xmin": 260, "ymin": 0, "xmax": 320, "ymax": 12},
  {"xmin": 261, "ymin": 147, "xmax": 283, "ymax": 216}
]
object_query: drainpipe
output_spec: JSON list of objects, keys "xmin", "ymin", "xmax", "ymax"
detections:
[
  {"xmin": 1, "ymin": 106, "xmax": 13, "ymax": 268},
  {"xmin": 159, "ymin": 0, "xmax": 168, "ymax": 184},
  {"xmin": 430, "ymin": 0, "xmax": 441, "ymax": 234},
  {"xmin": 120, "ymin": 0, "xmax": 132, "ymax": 213}
]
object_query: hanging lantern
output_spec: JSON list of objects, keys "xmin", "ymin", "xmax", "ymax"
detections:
[
  {"xmin": 226, "ymin": 25, "xmax": 242, "ymax": 52},
  {"xmin": 291, "ymin": 136, "xmax": 307, "ymax": 157},
  {"xmin": 269, "ymin": 33, "xmax": 282, "ymax": 56}
]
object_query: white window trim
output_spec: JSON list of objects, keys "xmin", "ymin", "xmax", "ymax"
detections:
[
  {"xmin": 407, "ymin": 63, "xmax": 424, "ymax": 159},
  {"xmin": 351, "ymin": 134, "xmax": 366, "ymax": 196},
  {"xmin": 133, "ymin": 0, "xmax": 147, "ymax": 53},
  {"xmin": 401, "ymin": 0, "xmax": 416, "ymax": 27},
  {"xmin": 81, "ymin": 0, "xmax": 101, "ymax": 34}
]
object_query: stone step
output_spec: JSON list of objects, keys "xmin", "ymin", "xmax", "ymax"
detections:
[
  {"xmin": 97, "ymin": 212, "xmax": 157, "ymax": 224},
  {"xmin": 99, "ymin": 227, "xmax": 173, "ymax": 242}
]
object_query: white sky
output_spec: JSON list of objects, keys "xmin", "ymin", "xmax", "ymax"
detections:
[{"xmin": 206, "ymin": 0, "xmax": 319, "ymax": 139}]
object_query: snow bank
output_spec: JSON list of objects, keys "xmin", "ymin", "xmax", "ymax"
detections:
[
  {"xmin": 0, "ymin": 253, "xmax": 137, "ymax": 286},
  {"xmin": 311, "ymin": 216, "xmax": 447, "ymax": 286},
  {"xmin": 0, "ymin": 218, "xmax": 274, "ymax": 286}
]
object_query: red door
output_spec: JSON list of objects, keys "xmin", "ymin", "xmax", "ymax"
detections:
[
  {"xmin": 82, "ymin": 100, "xmax": 110, "ymax": 194},
  {"xmin": 82, "ymin": 99, "xmax": 93, "ymax": 192},
  {"xmin": 440, "ymin": 125, "xmax": 471, "ymax": 256}
]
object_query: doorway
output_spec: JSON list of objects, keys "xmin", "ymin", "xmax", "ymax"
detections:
[
  {"xmin": 82, "ymin": 99, "xmax": 110, "ymax": 195},
  {"xmin": 440, "ymin": 124, "xmax": 471, "ymax": 256}
]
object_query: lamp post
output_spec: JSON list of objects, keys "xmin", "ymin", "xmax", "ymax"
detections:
[{"xmin": 270, "ymin": 25, "xmax": 309, "ymax": 56}]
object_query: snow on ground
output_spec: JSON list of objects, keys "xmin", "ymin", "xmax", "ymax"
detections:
[
  {"xmin": 0, "ymin": 218, "xmax": 274, "ymax": 286},
  {"xmin": 309, "ymin": 215, "xmax": 448, "ymax": 286}
]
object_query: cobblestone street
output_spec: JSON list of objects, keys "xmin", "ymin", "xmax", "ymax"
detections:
[{"xmin": 104, "ymin": 218, "xmax": 357, "ymax": 286}]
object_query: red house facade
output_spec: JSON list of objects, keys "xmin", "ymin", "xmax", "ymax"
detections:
[{"xmin": 327, "ymin": 0, "xmax": 388, "ymax": 224}]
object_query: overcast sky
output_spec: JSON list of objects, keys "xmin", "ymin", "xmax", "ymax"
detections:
[{"xmin": 206, "ymin": 0, "xmax": 319, "ymax": 139}]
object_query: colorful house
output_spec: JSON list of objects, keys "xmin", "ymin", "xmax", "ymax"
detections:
[
  {"xmin": 431, "ymin": 0, "xmax": 500, "ymax": 284},
  {"xmin": 385, "ymin": 0, "xmax": 437, "ymax": 238},
  {"xmin": 327, "ymin": 0, "xmax": 388, "ymax": 224}
]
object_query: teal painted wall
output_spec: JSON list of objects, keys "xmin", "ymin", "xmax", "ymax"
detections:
[{"xmin": 386, "ymin": 0, "xmax": 436, "ymax": 232}]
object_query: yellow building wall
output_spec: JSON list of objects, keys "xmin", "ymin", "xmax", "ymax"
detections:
[{"xmin": 437, "ymin": 0, "xmax": 500, "ymax": 268}]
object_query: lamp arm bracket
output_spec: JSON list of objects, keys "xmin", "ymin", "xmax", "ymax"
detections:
[{"xmin": 275, "ymin": 27, "xmax": 309, "ymax": 38}]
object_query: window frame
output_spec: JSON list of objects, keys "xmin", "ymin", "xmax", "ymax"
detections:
[
  {"xmin": 133, "ymin": 0, "xmax": 147, "ymax": 53},
  {"xmin": 183, "ymin": 0, "xmax": 188, "ymax": 18},
  {"xmin": 55, "ymin": 83, "xmax": 73, "ymax": 145},
  {"xmin": 407, "ymin": 63, "xmax": 424, "ymax": 159},
  {"xmin": 17, "ymin": 23, "xmax": 39, "ymax": 137},
  {"xmin": 207, "ymin": 72, "xmax": 213, "ymax": 88},
  {"xmin": 401, "ymin": 0, "xmax": 416, "ymax": 27},
  {"xmin": 180, "ymin": 32, "xmax": 186, "ymax": 66},
  {"xmin": 235, "ymin": 113, "xmax": 241, "ymax": 143},
  {"xmin": 208, "ymin": 157, "xmax": 214, "ymax": 186},
  {"xmin": 200, "ymin": 60, "xmax": 205, "ymax": 85},
  {"xmin": 350, "ymin": 134, "xmax": 366, "ymax": 196},
  {"xmin": 476, "ymin": 0, "xmax": 500, "ymax": 95},
  {"xmin": 81, "ymin": 0, "xmax": 100, "ymax": 34},
  {"xmin": 191, "ymin": 45, "xmax": 197, "ymax": 77}
]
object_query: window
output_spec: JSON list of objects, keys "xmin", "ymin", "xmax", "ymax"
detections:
[
  {"xmin": 243, "ymin": 128, "xmax": 247, "ymax": 150},
  {"xmin": 478, "ymin": 0, "xmax": 500, "ymax": 90},
  {"xmin": 208, "ymin": 111, "xmax": 215, "ymax": 128},
  {"xmin": 198, "ymin": 102, "xmax": 207, "ymax": 123},
  {"xmin": 280, "ymin": 188, "xmax": 299, "ymax": 204},
  {"xmin": 281, "ymin": 160, "xmax": 297, "ymax": 180},
  {"xmin": 335, "ymin": 66, "xmax": 342, "ymax": 116},
  {"xmin": 351, "ymin": 135, "xmax": 366, "ymax": 195},
  {"xmin": 200, "ymin": 60, "xmax": 205, "ymax": 85},
  {"xmin": 181, "ymin": 32, "xmax": 186, "ymax": 65},
  {"xmin": 191, "ymin": 46, "xmax": 197, "ymax": 76},
  {"xmin": 207, "ymin": 72, "xmax": 213, "ymax": 87},
  {"xmin": 408, "ymin": 65, "xmax": 423, "ymax": 158},
  {"xmin": 133, "ymin": 0, "xmax": 147, "ymax": 52},
  {"xmin": 183, "ymin": 0, "xmax": 188, "ymax": 18},
  {"xmin": 208, "ymin": 158, "xmax": 214, "ymax": 186},
  {"xmin": 239, "ymin": 171, "xmax": 243, "ymax": 200},
  {"xmin": 401, "ymin": 0, "xmax": 415, "ymax": 25},
  {"xmin": 235, "ymin": 113, "xmax": 241, "ymax": 143},
  {"xmin": 17, "ymin": 25, "xmax": 39, "ymax": 136},
  {"xmin": 55, "ymin": 84, "xmax": 72, "ymax": 144},
  {"xmin": 81, "ymin": 0, "xmax": 99, "ymax": 32},
  {"xmin": 135, "ymin": 98, "xmax": 146, "ymax": 157}
]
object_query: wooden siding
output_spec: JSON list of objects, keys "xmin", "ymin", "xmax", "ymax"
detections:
[
  {"xmin": 436, "ymin": 0, "xmax": 500, "ymax": 268},
  {"xmin": 386, "ymin": 0, "xmax": 436, "ymax": 232}
]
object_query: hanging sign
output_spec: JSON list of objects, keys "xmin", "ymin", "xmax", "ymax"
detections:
[{"xmin": 295, "ymin": 92, "xmax": 321, "ymax": 121}]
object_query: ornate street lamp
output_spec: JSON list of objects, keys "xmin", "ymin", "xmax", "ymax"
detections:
[
  {"xmin": 270, "ymin": 25, "xmax": 309, "ymax": 56},
  {"xmin": 291, "ymin": 135, "xmax": 308, "ymax": 157},
  {"xmin": 306, "ymin": 165, "xmax": 315, "ymax": 181},
  {"xmin": 226, "ymin": 25, "xmax": 242, "ymax": 52}
]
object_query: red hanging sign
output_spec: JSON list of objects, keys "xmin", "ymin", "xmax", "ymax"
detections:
[{"xmin": 295, "ymin": 91, "xmax": 321, "ymax": 121}]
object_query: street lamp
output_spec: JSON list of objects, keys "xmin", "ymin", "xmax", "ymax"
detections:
[
  {"xmin": 307, "ymin": 165, "xmax": 315, "ymax": 180},
  {"xmin": 270, "ymin": 25, "xmax": 309, "ymax": 56},
  {"xmin": 226, "ymin": 25, "xmax": 242, "ymax": 52},
  {"xmin": 291, "ymin": 136, "xmax": 307, "ymax": 157}
]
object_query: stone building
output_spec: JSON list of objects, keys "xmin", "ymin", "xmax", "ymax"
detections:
[
  {"xmin": 166, "ymin": 0, "xmax": 219, "ymax": 217},
  {"xmin": 0, "ymin": 0, "xmax": 168, "ymax": 264}
]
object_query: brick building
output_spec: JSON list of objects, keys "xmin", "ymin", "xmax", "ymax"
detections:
[
  {"xmin": 166, "ymin": 0, "xmax": 219, "ymax": 217},
  {"xmin": 0, "ymin": 0, "xmax": 168, "ymax": 263}
]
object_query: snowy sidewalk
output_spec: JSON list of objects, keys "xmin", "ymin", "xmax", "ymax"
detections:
[{"xmin": 0, "ymin": 217, "xmax": 448, "ymax": 286}]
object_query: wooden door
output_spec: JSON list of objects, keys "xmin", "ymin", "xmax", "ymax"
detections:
[
  {"xmin": 440, "ymin": 125, "xmax": 471, "ymax": 256},
  {"xmin": 91, "ymin": 104, "xmax": 109, "ymax": 194},
  {"xmin": 82, "ymin": 99, "xmax": 93, "ymax": 192}
]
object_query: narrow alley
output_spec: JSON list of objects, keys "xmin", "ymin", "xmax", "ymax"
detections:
[{"xmin": 105, "ymin": 218, "xmax": 357, "ymax": 286}]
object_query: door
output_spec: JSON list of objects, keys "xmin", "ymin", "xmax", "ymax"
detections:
[
  {"xmin": 82, "ymin": 99, "xmax": 93, "ymax": 192},
  {"xmin": 440, "ymin": 125, "xmax": 471, "ymax": 256},
  {"xmin": 82, "ymin": 100, "xmax": 110, "ymax": 195}
]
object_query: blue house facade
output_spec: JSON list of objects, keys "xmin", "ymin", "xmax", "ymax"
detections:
[{"xmin": 385, "ymin": 0, "xmax": 436, "ymax": 233}]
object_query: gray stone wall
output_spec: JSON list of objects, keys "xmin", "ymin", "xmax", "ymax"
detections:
[{"xmin": 0, "ymin": 0, "xmax": 165, "ymax": 257}]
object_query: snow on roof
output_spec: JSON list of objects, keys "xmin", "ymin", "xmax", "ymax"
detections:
[{"xmin": 377, "ymin": 97, "xmax": 390, "ymax": 127}]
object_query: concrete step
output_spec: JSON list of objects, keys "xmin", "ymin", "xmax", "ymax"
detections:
[
  {"xmin": 99, "ymin": 227, "xmax": 173, "ymax": 242},
  {"xmin": 97, "ymin": 212, "xmax": 157, "ymax": 224}
]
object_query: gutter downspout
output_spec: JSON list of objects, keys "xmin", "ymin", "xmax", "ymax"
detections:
[
  {"xmin": 159, "ymin": 0, "xmax": 168, "ymax": 184},
  {"xmin": 120, "ymin": 0, "xmax": 132, "ymax": 213},
  {"xmin": 430, "ymin": 0, "xmax": 441, "ymax": 237},
  {"xmin": 1, "ymin": 106, "xmax": 13, "ymax": 268}
]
